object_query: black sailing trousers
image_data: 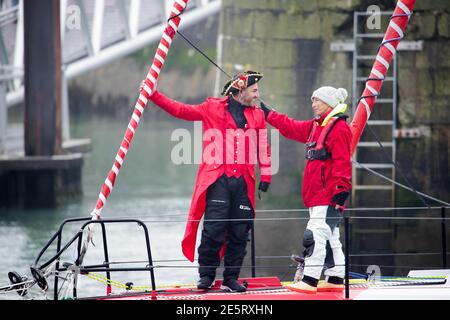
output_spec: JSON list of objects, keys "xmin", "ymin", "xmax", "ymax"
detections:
[{"xmin": 198, "ymin": 174, "xmax": 254, "ymax": 280}]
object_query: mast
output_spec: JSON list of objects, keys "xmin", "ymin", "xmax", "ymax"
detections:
[
  {"xmin": 91, "ymin": 0, "xmax": 190, "ymax": 218},
  {"xmin": 350, "ymin": 0, "xmax": 416, "ymax": 155}
]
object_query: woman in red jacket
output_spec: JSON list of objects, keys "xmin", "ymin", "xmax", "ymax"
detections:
[
  {"xmin": 144, "ymin": 71, "xmax": 272, "ymax": 292},
  {"xmin": 261, "ymin": 86, "xmax": 352, "ymax": 294}
]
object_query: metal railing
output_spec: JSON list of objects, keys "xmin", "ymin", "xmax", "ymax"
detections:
[{"xmin": 34, "ymin": 217, "xmax": 156, "ymax": 300}]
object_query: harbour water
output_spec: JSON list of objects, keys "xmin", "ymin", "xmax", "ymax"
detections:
[{"xmin": 0, "ymin": 113, "xmax": 203, "ymax": 299}]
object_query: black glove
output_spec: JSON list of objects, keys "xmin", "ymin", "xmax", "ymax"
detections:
[
  {"xmin": 259, "ymin": 181, "xmax": 270, "ymax": 193},
  {"xmin": 260, "ymin": 102, "xmax": 272, "ymax": 120},
  {"xmin": 331, "ymin": 191, "xmax": 349, "ymax": 206}
]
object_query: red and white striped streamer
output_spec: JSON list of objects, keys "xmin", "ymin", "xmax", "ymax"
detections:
[
  {"xmin": 91, "ymin": 0, "xmax": 189, "ymax": 219},
  {"xmin": 350, "ymin": 0, "xmax": 416, "ymax": 155}
]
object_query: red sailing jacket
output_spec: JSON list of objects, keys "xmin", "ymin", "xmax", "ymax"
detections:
[
  {"xmin": 150, "ymin": 91, "xmax": 272, "ymax": 262},
  {"xmin": 267, "ymin": 109, "xmax": 352, "ymax": 208}
]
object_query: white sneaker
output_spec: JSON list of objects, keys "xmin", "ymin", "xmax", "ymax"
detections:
[
  {"xmin": 285, "ymin": 281, "xmax": 317, "ymax": 294},
  {"xmin": 318, "ymin": 277, "xmax": 344, "ymax": 292}
]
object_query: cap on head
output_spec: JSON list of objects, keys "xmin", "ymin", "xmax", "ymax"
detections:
[
  {"xmin": 221, "ymin": 71, "xmax": 263, "ymax": 96},
  {"xmin": 311, "ymin": 86, "xmax": 348, "ymax": 108}
]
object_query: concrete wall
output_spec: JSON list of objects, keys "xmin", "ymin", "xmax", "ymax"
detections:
[
  {"xmin": 220, "ymin": 0, "xmax": 450, "ymax": 279},
  {"xmin": 219, "ymin": 0, "xmax": 450, "ymax": 204},
  {"xmin": 219, "ymin": 0, "xmax": 359, "ymax": 211}
]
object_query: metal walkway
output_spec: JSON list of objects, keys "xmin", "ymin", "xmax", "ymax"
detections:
[{"xmin": 0, "ymin": 0, "xmax": 221, "ymax": 155}]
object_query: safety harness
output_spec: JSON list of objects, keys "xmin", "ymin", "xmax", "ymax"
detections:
[{"xmin": 305, "ymin": 114, "xmax": 349, "ymax": 161}]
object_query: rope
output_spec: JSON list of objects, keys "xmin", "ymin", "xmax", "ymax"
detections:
[
  {"xmin": 353, "ymin": 161, "xmax": 450, "ymax": 206},
  {"xmin": 82, "ymin": 271, "xmax": 447, "ymax": 296},
  {"xmin": 135, "ymin": 214, "xmax": 450, "ymax": 224},
  {"xmin": 166, "ymin": 7, "xmax": 276, "ymax": 112},
  {"xmin": 175, "ymin": 29, "xmax": 232, "ymax": 79},
  {"xmin": 349, "ymin": 280, "xmax": 446, "ymax": 289},
  {"xmin": 87, "ymin": 273, "xmax": 134, "ymax": 291},
  {"xmin": 348, "ymin": 272, "xmax": 447, "ymax": 289},
  {"xmin": 349, "ymin": 271, "xmax": 446, "ymax": 280},
  {"xmin": 86, "ymin": 272, "xmax": 197, "ymax": 292},
  {"xmin": 166, "ymin": 7, "xmax": 232, "ymax": 80},
  {"xmin": 349, "ymin": 263, "xmax": 448, "ymax": 270},
  {"xmin": 349, "ymin": 252, "xmax": 447, "ymax": 258},
  {"xmin": 102, "ymin": 206, "xmax": 448, "ymax": 222}
]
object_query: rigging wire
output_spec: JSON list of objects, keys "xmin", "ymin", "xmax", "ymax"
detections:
[
  {"xmin": 168, "ymin": 8, "xmax": 232, "ymax": 79},
  {"xmin": 99, "ymin": 206, "xmax": 448, "ymax": 222},
  {"xmin": 176, "ymin": 29, "xmax": 232, "ymax": 79},
  {"xmin": 353, "ymin": 161, "xmax": 450, "ymax": 207},
  {"xmin": 364, "ymin": 124, "xmax": 431, "ymax": 207}
]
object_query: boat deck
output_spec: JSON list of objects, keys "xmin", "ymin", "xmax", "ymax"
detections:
[{"xmin": 93, "ymin": 276, "xmax": 450, "ymax": 301}]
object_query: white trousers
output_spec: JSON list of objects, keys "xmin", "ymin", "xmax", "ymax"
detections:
[{"xmin": 303, "ymin": 206, "xmax": 345, "ymax": 280}]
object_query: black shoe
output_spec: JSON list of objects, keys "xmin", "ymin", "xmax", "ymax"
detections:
[
  {"xmin": 197, "ymin": 276, "xmax": 214, "ymax": 290},
  {"xmin": 220, "ymin": 278, "xmax": 246, "ymax": 293}
]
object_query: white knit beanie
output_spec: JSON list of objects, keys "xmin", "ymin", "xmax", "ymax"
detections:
[{"xmin": 311, "ymin": 86, "xmax": 348, "ymax": 108}]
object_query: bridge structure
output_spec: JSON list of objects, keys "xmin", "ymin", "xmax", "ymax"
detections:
[
  {"xmin": 0, "ymin": 0, "xmax": 221, "ymax": 208},
  {"xmin": 0, "ymin": 0, "xmax": 221, "ymax": 155}
]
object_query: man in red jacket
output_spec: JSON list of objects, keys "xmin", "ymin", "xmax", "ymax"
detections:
[
  {"xmin": 143, "ymin": 71, "xmax": 272, "ymax": 292},
  {"xmin": 261, "ymin": 86, "xmax": 352, "ymax": 294}
]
